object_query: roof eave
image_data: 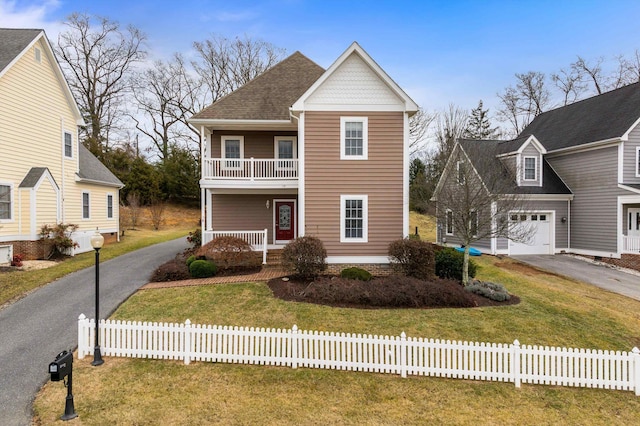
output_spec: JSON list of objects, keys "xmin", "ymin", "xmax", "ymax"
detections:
[
  {"xmin": 76, "ymin": 176, "xmax": 124, "ymax": 189},
  {"xmin": 188, "ymin": 118, "xmax": 296, "ymax": 132}
]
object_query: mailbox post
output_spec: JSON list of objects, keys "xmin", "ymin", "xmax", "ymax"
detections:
[{"xmin": 48, "ymin": 350, "xmax": 77, "ymax": 421}]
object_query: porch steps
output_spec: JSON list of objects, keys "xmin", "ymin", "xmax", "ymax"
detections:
[{"xmin": 265, "ymin": 249, "xmax": 283, "ymax": 268}]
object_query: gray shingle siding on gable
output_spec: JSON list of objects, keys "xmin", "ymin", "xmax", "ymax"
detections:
[
  {"xmin": 623, "ymin": 125, "xmax": 640, "ymax": 184},
  {"xmin": 520, "ymin": 143, "xmax": 542, "ymax": 187},
  {"xmin": 548, "ymin": 146, "xmax": 625, "ymax": 253}
]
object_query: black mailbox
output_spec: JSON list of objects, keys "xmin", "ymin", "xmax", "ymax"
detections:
[{"xmin": 49, "ymin": 350, "xmax": 73, "ymax": 382}]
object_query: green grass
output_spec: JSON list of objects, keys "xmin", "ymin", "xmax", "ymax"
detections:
[
  {"xmin": 0, "ymin": 227, "xmax": 192, "ymax": 308},
  {"xmin": 34, "ymin": 255, "xmax": 640, "ymax": 425}
]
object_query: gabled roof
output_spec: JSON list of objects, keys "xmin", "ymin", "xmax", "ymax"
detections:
[
  {"xmin": 520, "ymin": 82, "xmax": 640, "ymax": 151},
  {"xmin": 190, "ymin": 51, "xmax": 325, "ymax": 122},
  {"xmin": 0, "ymin": 28, "xmax": 84, "ymax": 125},
  {"xmin": 0, "ymin": 28, "xmax": 42, "ymax": 74},
  {"xmin": 19, "ymin": 167, "xmax": 58, "ymax": 189},
  {"xmin": 458, "ymin": 139, "xmax": 571, "ymax": 195},
  {"xmin": 77, "ymin": 144, "xmax": 124, "ymax": 188},
  {"xmin": 291, "ymin": 41, "xmax": 418, "ymax": 113}
]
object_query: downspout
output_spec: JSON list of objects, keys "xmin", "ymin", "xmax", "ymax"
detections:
[
  {"xmin": 200, "ymin": 125, "xmax": 206, "ymax": 243},
  {"xmin": 60, "ymin": 117, "xmax": 65, "ymax": 223},
  {"xmin": 567, "ymin": 199, "xmax": 571, "ymax": 250}
]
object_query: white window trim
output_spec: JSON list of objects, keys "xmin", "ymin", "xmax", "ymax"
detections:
[
  {"xmin": 63, "ymin": 131, "xmax": 73, "ymax": 159},
  {"xmin": 456, "ymin": 161, "xmax": 465, "ymax": 185},
  {"xmin": 523, "ymin": 156, "xmax": 537, "ymax": 181},
  {"xmin": 445, "ymin": 209, "xmax": 454, "ymax": 235},
  {"xmin": 106, "ymin": 193, "xmax": 114, "ymax": 219},
  {"xmin": 82, "ymin": 191, "xmax": 90, "ymax": 220},
  {"xmin": 340, "ymin": 117, "xmax": 368, "ymax": 160},
  {"xmin": 636, "ymin": 147, "xmax": 640, "ymax": 177},
  {"xmin": 0, "ymin": 182, "xmax": 14, "ymax": 223},
  {"xmin": 340, "ymin": 194, "xmax": 368, "ymax": 243},
  {"xmin": 221, "ymin": 136, "xmax": 244, "ymax": 170}
]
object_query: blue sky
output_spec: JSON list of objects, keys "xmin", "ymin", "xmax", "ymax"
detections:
[{"xmin": 2, "ymin": 0, "xmax": 640, "ymax": 122}]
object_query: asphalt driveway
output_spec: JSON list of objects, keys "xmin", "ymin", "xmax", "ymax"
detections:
[
  {"xmin": 0, "ymin": 237, "xmax": 188, "ymax": 426},
  {"xmin": 513, "ymin": 255, "xmax": 640, "ymax": 301}
]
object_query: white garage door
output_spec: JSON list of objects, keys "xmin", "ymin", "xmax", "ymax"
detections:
[{"xmin": 509, "ymin": 213, "xmax": 552, "ymax": 255}]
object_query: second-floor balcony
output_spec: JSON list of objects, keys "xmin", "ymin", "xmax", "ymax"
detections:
[{"xmin": 201, "ymin": 158, "xmax": 299, "ymax": 189}]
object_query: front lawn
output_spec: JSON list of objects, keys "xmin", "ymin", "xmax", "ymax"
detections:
[{"xmin": 33, "ymin": 255, "xmax": 640, "ymax": 425}]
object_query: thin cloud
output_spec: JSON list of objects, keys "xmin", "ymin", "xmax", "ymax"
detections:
[{"xmin": 0, "ymin": 0, "xmax": 64, "ymax": 37}]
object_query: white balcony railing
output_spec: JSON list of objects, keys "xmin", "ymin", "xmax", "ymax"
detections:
[
  {"xmin": 202, "ymin": 229, "xmax": 268, "ymax": 264},
  {"xmin": 623, "ymin": 235, "xmax": 640, "ymax": 253},
  {"xmin": 203, "ymin": 158, "xmax": 298, "ymax": 180}
]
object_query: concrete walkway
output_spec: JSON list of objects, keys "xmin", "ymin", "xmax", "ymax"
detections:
[
  {"xmin": 0, "ymin": 237, "xmax": 188, "ymax": 426},
  {"xmin": 513, "ymin": 254, "xmax": 640, "ymax": 301}
]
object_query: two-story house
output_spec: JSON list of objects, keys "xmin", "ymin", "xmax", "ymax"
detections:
[
  {"xmin": 0, "ymin": 29, "xmax": 123, "ymax": 263},
  {"xmin": 433, "ymin": 82, "xmax": 640, "ymax": 270},
  {"xmin": 189, "ymin": 42, "xmax": 418, "ymax": 272}
]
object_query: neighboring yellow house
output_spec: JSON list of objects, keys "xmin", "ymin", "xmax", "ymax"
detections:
[{"xmin": 0, "ymin": 28, "xmax": 123, "ymax": 262}]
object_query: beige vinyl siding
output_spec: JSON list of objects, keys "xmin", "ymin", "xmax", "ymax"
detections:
[
  {"xmin": 0, "ymin": 39, "xmax": 78, "ymax": 239},
  {"xmin": 35, "ymin": 181, "xmax": 58, "ymax": 226},
  {"xmin": 548, "ymin": 146, "xmax": 626, "ymax": 253},
  {"xmin": 304, "ymin": 111, "xmax": 404, "ymax": 257},
  {"xmin": 211, "ymin": 194, "xmax": 295, "ymax": 244},
  {"xmin": 63, "ymin": 184, "xmax": 119, "ymax": 232},
  {"xmin": 623, "ymin": 126, "xmax": 640, "ymax": 183},
  {"xmin": 210, "ymin": 131, "xmax": 297, "ymax": 158}
]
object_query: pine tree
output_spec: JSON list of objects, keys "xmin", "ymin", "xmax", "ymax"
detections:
[{"xmin": 464, "ymin": 100, "xmax": 500, "ymax": 140}]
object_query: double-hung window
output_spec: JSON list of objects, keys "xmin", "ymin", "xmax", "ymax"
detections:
[
  {"xmin": 64, "ymin": 132, "xmax": 73, "ymax": 158},
  {"xmin": 221, "ymin": 136, "xmax": 244, "ymax": 169},
  {"xmin": 340, "ymin": 195, "xmax": 368, "ymax": 243},
  {"xmin": 0, "ymin": 184, "xmax": 12, "ymax": 221},
  {"xmin": 523, "ymin": 157, "xmax": 537, "ymax": 181},
  {"xmin": 274, "ymin": 136, "xmax": 297, "ymax": 170},
  {"xmin": 107, "ymin": 194, "xmax": 114, "ymax": 219},
  {"xmin": 82, "ymin": 192, "xmax": 90, "ymax": 219},
  {"xmin": 340, "ymin": 117, "xmax": 368, "ymax": 160},
  {"xmin": 446, "ymin": 209, "xmax": 453, "ymax": 235}
]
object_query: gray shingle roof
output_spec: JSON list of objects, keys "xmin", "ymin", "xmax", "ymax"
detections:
[
  {"xmin": 18, "ymin": 167, "xmax": 58, "ymax": 188},
  {"xmin": 0, "ymin": 28, "xmax": 42, "ymax": 74},
  {"xmin": 520, "ymin": 82, "xmax": 640, "ymax": 151},
  {"xmin": 458, "ymin": 139, "xmax": 571, "ymax": 195},
  {"xmin": 191, "ymin": 51, "xmax": 325, "ymax": 121},
  {"xmin": 77, "ymin": 144, "xmax": 124, "ymax": 187}
]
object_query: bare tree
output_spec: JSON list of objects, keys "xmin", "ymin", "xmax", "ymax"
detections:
[
  {"xmin": 433, "ymin": 141, "xmax": 533, "ymax": 284},
  {"xmin": 192, "ymin": 34, "xmax": 286, "ymax": 105},
  {"xmin": 56, "ymin": 13, "xmax": 146, "ymax": 158},
  {"xmin": 571, "ymin": 56, "xmax": 606, "ymax": 95},
  {"xmin": 497, "ymin": 72, "xmax": 550, "ymax": 136},
  {"xmin": 126, "ymin": 192, "xmax": 142, "ymax": 230},
  {"xmin": 148, "ymin": 199, "xmax": 166, "ymax": 230},
  {"xmin": 551, "ymin": 67, "xmax": 587, "ymax": 106},
  {"xmin": 409, "ymin": 107, "xmax": 436, "ymax": 156}
]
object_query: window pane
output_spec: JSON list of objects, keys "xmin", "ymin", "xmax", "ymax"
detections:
[
  {"xmin": 225, "ymin": 140, "xmax": 240, "ymax": 158},
  {"xmin": 278, "ymin": 140, "xmax": 294, "ymax": 159},
  {"xmin": 524, "ymin": 158, "xmax": 536, "ymax": 180},
  {"xmin": 539, "ymin": 214, "xmax": 546, "ymax": 221},
  {"xmin": 83, "ymin": 193, "xmax": 89, "ymax": 218},
  {"xmin": 0, "ymin": 185, "xmax": 9, "ymax": 219},
  {"xmin": 344, "ymin": 199, "xmax": 363, "ymax": 238},
  {"xmin": 107, "ymin": 195, "xmax": 113, "ymax": 218},
  {"xmin": 64, "ymin": 133, "xmax": 72, "ymax": 158},
  {"xmin": 344, "ymin": 122, "xmax": 363, "ymax": 156}
]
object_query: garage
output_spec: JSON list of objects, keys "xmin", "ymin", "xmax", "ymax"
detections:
[{"xmin": 509, "ymin": 212, "xmax": 552, "ymax": 255}]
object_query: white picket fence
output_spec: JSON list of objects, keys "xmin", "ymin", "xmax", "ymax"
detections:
[{"xmin": 77, "ymin": 315, "xmax": 640, "ymax": 395}]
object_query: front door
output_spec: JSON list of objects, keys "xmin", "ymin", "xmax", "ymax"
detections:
[
  {"xmin": 629, "ymin": 208, "xmax": 640, "ymax": 237},
  {"xmin": 275, "ymin": 201, "xmax": 295, "ymax": 242}
]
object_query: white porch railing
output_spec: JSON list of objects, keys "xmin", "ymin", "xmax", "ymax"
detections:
[
  {"xmin": 622, "ymin": 235, "xmax": 640, "ymax": 253},
  {"xmin": 77, "ymin": 316, "xmax": 640, "ymax": 396},
  {"xmin": 202, "ymin": 158, "xmax": 298, "ymax": 180},
  {"xmin": 202, "ymin": 229, "xmax": 268, "ymax": 264}
]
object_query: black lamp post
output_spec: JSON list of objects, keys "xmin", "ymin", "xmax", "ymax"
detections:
[{"xmin": 90, "ymin": 228, "xmax": 105, "ymax": 366}]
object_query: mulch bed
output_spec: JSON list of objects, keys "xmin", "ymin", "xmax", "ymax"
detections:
[{"xmin": 268, "ymin": 275, "xmax": 520, "ymax": 309}]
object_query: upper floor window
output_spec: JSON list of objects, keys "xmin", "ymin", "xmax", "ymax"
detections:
[
  {"xmin": 64, "ymin": 132, "xmax": 73, "ymax": 158},
  {"xmin": 456, "ymin": 161, "xmax": 465, "ymax": 185},
  {"xmin": 340, "ymin": 195, "xmax": 368, "ymax": 243},
  {"xmin": 35, "ymin": 47, "xmax": 41, "ymax": 63},
  {"xmin": 275, "ymin": 136, "xmax": 297, "ymax": 169},
  {"xmin": 524, "ymin": 157, "xmax": 537, "ymax": 181},
  {"xmin": 221, "ymin": 136, "xmax": 244, "ymax": 169},
  {"xmin": 0, "ymin": 184, "xmax": 12, "ymax": 221},
  {"xmin": 340, "ymin": 117, "xmax": 368, "ymax": 160},
  {"xmin": 446, "ymin": 209, "xmax": 453, "ymax": 235},
  {"xmin": 107, "ymin": 194, "xmax": 114, "ymax": 219},
  {"xmin": 82, "ymin": 192, "xmax": 90, "ymax": 219}
]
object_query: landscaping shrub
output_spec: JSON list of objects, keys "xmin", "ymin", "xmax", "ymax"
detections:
[
  {"xmin": 187, "ymin": 228, "xmax": 201, "ymax": 249},
  {"xmin": 189, "ymin": 259, "xmax": 218, "ymax": 278},
  {"xmin": 340, "ymin": 267, "xmax": 372, "ymax": 281},
  {"xmin": 150, "ymin": 259, "xmax": 191, "ymax": 282},
  {"xmin": 11, "ymin": 254, "xmax": 24, "ymax": 267},
  {"xmin": 465, "ymin": 280, "xmax": 510, "ymax": 302},
  {"xmin": 39, "ymin": 223, "xmax": 79, "ymax": 258},
  {"xmin": 281, "ymin": 236, "xmax": 327, "ymax": 279},
  {"xmin": 196, "ymin": 236, "xmax": 261, "ymax": 272},
  {"xmin": 387, "ymin": 238, "xmax": 435, "ymax": 280},
  {"xmin": 185, "ymin": 255, "xmax": 197, "ymax": 267},
  {"xmin": 435, "ymin": 248, "xmax": 478, "ymax": 281}
]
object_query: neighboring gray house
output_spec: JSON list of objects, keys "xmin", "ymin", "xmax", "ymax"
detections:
[{"xmin": 433, "ymin": 82, "xmax": 640, "ymax": 267}]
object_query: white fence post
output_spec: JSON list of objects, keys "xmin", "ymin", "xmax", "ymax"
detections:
[
  {"xmin": 291, "ymin": 325, "xmax": 299, "ymax": 369},
  {"xmin": 263, "ymin": 228, "xmax": 268, "ymax": 265},
  {"xmin": 400, "ymin": 332, "xmax": 407, "ymax": 378},
  {"xmin": 184, "ymin": 319, "xmax": 192, "ymax": 365},
  {"xmin": 78, "ymin": 314, "xmax": 87, "ymax": 359},
  {"xmin": 512, "ymin": 339, "xmax": 521, "ymax": 388},
  {"xmin": 633, "ymin": 347, "xmax": 640, "ymax": 396}
]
